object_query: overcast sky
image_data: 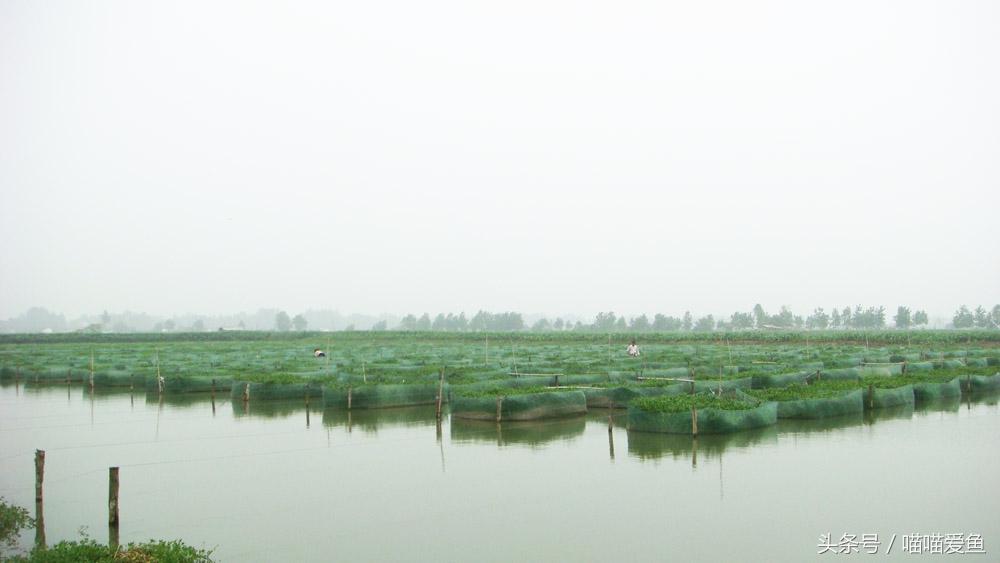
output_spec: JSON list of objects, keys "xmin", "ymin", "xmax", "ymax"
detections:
[{"xmin": 1, "ymin": 0, "xmax": 997, "ymax": 320}]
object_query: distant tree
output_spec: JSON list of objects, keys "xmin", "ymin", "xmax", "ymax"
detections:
[
  {"xmin": 730, "ymin": 312, "xmax": 754, "ymax": 330},
  {"xmin": 469, "ymin": 310, "xmax": 493, "ymax": 331},
  {"xmin": 806, "ymin": 308, "xmax": 829, "ymax": 330},
  {"xmin": 593, "ymin": 312, "xmax": 617, "ymax": 332},
  {"xmin": 371, "ymin": 320, "xmax": 388, "ymax": 331},
  {"xmin": 416, "ymin": 313, "xmax": 432, "ymax": 331},
  {"xmin": 614, "ymin": 317, "xmax": 627, "ymax": 331},
  {"xmin": 652, "ymin": 314, "xmax": 682, "ymax": 331},
  {"xmin": 163, "ymin": 319, "xmax": 176, "ymax": 331},
  {"xmin": 693, "ymin": 315, "xmax": 715, "ymax": 331},
  {"xmin": 913, "ymin": 310, "xmax": 929, "ymax": 327},
  {"xmin": 682, "ymin": 311, "xmax": 693, "ymax": 331},
  {"xmin": 344, "ymin": 324, "xmax": 355, "ymax": 332},
  {"xmin": 553, "ymin": 318, "xmax": 565, "ymax": 331},
  {"xmin": 992, "ymin": 305, "xmax": 1000, "ymax": 329},
  {"xmin": 894, "ymin": 306, "xmax": 911, "ymax": 329},
  {"xmin": 455, "ymin": 312, "xmax": 469, "ymax": 331},
  {"xmin": 973, "ymin": 306, "xmax": 989, "ymax": 329},
  {"xmin": 752, "ymin": 304, "xmax": 767, "ymax": 329},
  {"xmin": 841, "ymin": 307, "xmax": 852, "ymax": 329},
  {"xmin": 398, "ymin": 314, "xmax": 417, "ymax": 330},
  {"xmin": 532, "ymin": 318, "xmax": 551, "ymax": 331},
  {"xmin": 291, "ymin": 314, "xmax": 308, "ymax": 331},
  {"xmin": 101, "ymin": 310, "xmax": 112, "ymax": 326},
  {"xmin": 275, "ymin": 311, "xmax": 291, "ymax": 332},
  {"xmin": 953, "ymin": 306, "xmax": 975, "ymax": 328},
  {"xmin": 431, "ymin": 313, "xmax": 447, "ymax": 331},
  {"xmin": 770, "ymin": 306, "xmax": 795, "ymax": 328},
  {"xmin": 192, "ymin": 319, "xmax": 206, "ymax": 332},
  {"xmin": 630, "ymin": 314, "xmax": 650, "ymax": 332},
  {"xmin": 830, "ymin": 308, "xmax": 841, "ymax": 328}
]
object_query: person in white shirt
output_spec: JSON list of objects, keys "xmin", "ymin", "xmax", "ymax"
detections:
[
  {"xmin": 314, "ymin": 348, "xmax": 326, "ymax": 358},
  {"xmin": 626, "ymin": 340, "xmax": 640, "ymax": 357}
]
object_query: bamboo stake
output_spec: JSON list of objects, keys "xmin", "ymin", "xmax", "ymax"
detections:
[
  {"xmin": 495, "ymin": 396, "xmax": 503, "ymax": 423},
  {"xmin": 108, "ymin": 467, "xmax": 120, "ymax": 526},
  {"xmin": 691, "ymin": 407, "xmax": 699, "ymax": 437},
  {"xmin": 436, "ymin": 368, "xmax": 445, "ymax": 421},
  {"xmin": 35, "ymin": 449, "xmax": 45, "ymax": 549},
  {"xmin": 607, "ymin": 415, "xmax": 615, "ymax": 460}
]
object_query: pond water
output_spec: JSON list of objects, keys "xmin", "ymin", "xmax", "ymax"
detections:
[{"xmin": 1, "ymin": 383, "xmax": 998, "ymax": 562}]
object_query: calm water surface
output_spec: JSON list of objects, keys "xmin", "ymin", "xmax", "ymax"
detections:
[{"xmin": 1, "ymin": 383, "xmax": 998, "ymax": 562}]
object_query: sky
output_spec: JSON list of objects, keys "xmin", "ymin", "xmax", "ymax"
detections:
[{"xmin": 1, "ymin": 0, "xmax": 997, "ymax": 320}]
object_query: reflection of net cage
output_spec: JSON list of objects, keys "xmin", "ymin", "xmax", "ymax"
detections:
[{"xmin": 451, "ymin": 416, "xmax": 587, "ymax": 447}]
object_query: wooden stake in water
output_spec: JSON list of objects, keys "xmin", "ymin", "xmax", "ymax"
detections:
[
  {"xmin": 495, "ymin": 396, "xmax": 503, "ymax": 423},
  {"xmin": 108, "ymin": 467, "xmax": 120, "ymax": 526},
  {"xmin": 155, "ymin": 350, "xmax": 163, "ymax": 394},
  {"xmin": 89, "ymin": 350, "xmax": 95, "ymax": 390},
  {"xmin": 436, "ymin": 368, "xmax": 445, "ymax": 421},
  {"xmin": 607, "ymin": 415, "xmax": 615, "ymax": 460},
  {"xmin": 691, "ymin": 407, "xmax": 699, "ymax": 437},
  {"xmin": 35, "ymin": 449, "xmax": 45, "ymax": 549}
]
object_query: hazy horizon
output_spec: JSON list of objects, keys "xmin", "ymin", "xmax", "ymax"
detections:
[{"xmin": 2, "ymin": 1, "xmax": 998, "ymax": 320}]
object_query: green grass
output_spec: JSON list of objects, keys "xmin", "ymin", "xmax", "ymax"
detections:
[
  {"xmin": 747, "ymin": 381, "xmax": 859, "ymax": 401},
  {"xmin": 633, "ymin": 393, "xmax": 758, "ymax": 413},
  {"xmin": 8, "ymin": 538, "xmax": 213, "ymax": 562}
]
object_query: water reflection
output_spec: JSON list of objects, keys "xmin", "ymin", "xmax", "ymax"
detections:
[
  {"xmin": 913, "ymin": 397, "xmax": 962, "ymax": 414},
  {"xmin": 776, "ymin": 413, "xmax": 866, "ymax": 436},
  {"xmin": 864, "ymin": 404, "xmax": 914, "ymax": 425},
  {"xmin": 230, "ymin": 398, "xmax": 310, "ymax": 419},
  {"xmin": 143, "ymin": 391, "xmax": 217, "ymax": 409},
  {"xmin": 626, "ymin": 425, "xmax": 778, "ymax": 462},
  {"xmin": 450, "ymin": 416, "xmax": 587, "ymax": 447},
  {"xmin": 322, "ymin": 405, "xmax": 440, "ymax": 434}
]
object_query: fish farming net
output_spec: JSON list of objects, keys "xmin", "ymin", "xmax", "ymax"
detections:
[
  {"xmin": 627, "ymin": 391, "xmax": 778, "ymax": 435},
  {"xmin": 230, "ymin": 381, "xmax": 323, "ymax": 401},
  {"xmin": 911, "ymin": 378, "xmax": 962, "ymax": 401},
  {"xmin": 323, "ymin": 383, "xmax": 445, "ymax": 409},
  {"xmin": 451, "ymin": 389, "xmax": 587, "ymax": 421}
]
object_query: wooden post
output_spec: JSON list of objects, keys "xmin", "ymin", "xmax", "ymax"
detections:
[
  {"xmin": 436, "ymin": 369, "xmax": 445, "ymax": 421},
  {"xmin": 691, "ymin": 407, "xmax": 699, "ymax": 437},
  {"xmin": 108, "ymin": 467, "xmax": 120, "ymax": 526},
  {"xmin": 868, "ymin": 384, "xmax": 874, "ymax": 409},
  {"xmin": 554, "ymin": 375, "xmax": 560, "ymax": 387},
  {"xmin": 362, "ymin": 362, "xmax": 367, "ymax": 384},
  {"xmin": 242, "ymin": 383, "xmax": 250, "ymax": 403},
  {"xmin": 34, "ymin": 449, "xmax": 45, "ymax": 548},
  {"xmin": 348, "ymin": 386, "xmax": 353, "ymax": 410},
  {"xmin": 35, "ymin": 449, "xmax": 45, "ymax": 505},
  {"xmin": 607, "ymin": 415, "xmax": 615, "ymax": 459},
  {"xmin": 495, "ymin": 396, "xmax": 503, "ymax": 423}
]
